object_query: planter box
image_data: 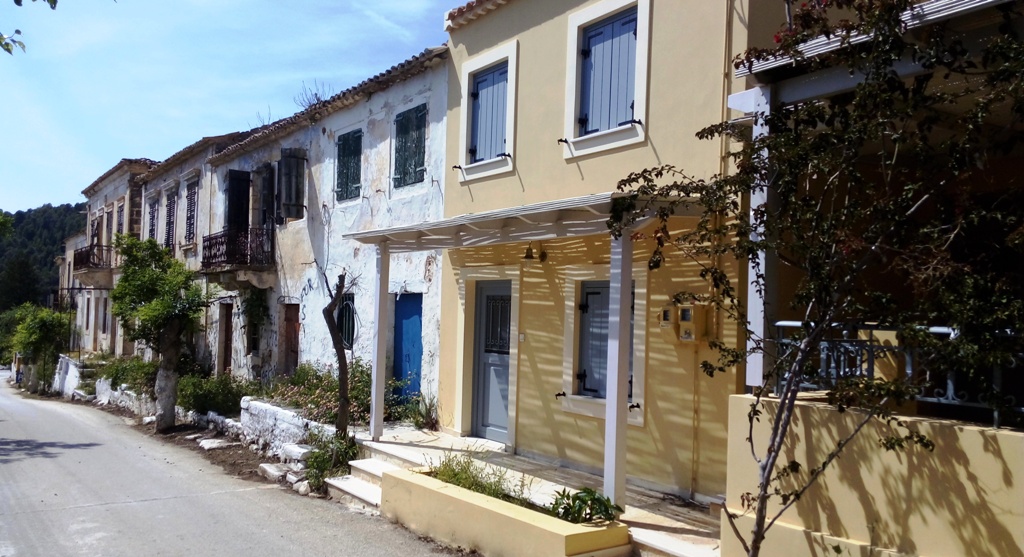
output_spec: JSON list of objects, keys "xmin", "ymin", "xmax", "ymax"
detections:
[{"xmin": 381, "ymin": 468, "xmax": 631, "ymax": 557}]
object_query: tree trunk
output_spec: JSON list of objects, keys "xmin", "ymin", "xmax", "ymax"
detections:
[
  {"xmin": 154, "ymin": 321, "xmax": 183, "ymax": 433},
  {"xmin": 322, "ymin": 274, "xmax": 350, "ymax": 437}
]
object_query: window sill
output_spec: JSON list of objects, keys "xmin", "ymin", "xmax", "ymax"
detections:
[
  {"xmin": 562, "ymin": 122, "xmax": 644, "ymax": 160},
  {"xmin": 180, "ymin": 242, "xmax": 197, "ymax": 256},
  {"xmin": 560, "ymin": 393, "xmax": 644, "ymax": 427},
  {"xmin": 458, "ymin": 156, "xmax": 514, "ymax": 184}
]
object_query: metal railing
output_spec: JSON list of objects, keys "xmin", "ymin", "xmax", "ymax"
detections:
[
  {"xmin": 72, "ymin": 245, "xmax": 116, "ymax": 271},
  {"xmin": 773, "ymin": 321, "xmax": 1023, "ymax": 427},
  {"xmin": 201, "ymin": 227, "xmax": 274, "ymax": 269}
]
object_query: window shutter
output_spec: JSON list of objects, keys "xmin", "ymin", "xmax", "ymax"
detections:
[
  {"xmin": 185, "ymin": 182, "xmax": 198, "ymax": 243},
  {"xmin": 105, "ymin": 211, "xmax": 113, "ymax": 244},
  {"xmin": 278, "ymin": 149, "xmax": 306, "ymax": 219},
  {"xmin": 257, "ymin": 164, "xmax": 275, "ymax": 226},
  {"xmin": 578, "ymin": 8, "xmax": 637, "ymax": 136},
  {"xmin": 339, "ymin": 292, "xmax": 356, "ymax": 349},
  {"xmin": 470, "ymin": 64, "xmax": 508, "ymax": 163},
  {"xmin": 393, "ymin": 104, "xmax": 427, "ymax": 187},
  {"xmin": 164, "ymin": 193, "xmax": 176, "ymax": 250},
  {"xmin": 336, "ymin": 130, "xmax": 362, "ymax": 201},
  {"xmin": 148, "ymin": 202, "xmax": 158, "ymax": 240},
  {"xmin": 117, "ymin": 204, "xmax": 125, "ymax": 236}
]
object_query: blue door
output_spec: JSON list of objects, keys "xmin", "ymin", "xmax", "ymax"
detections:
[{"xmin": 393, "ymin": 293, "xmax": 423, "ymax": 398}]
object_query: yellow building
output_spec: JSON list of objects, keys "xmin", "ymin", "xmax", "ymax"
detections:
[
  {"xmin": 350, "ymin": 0, "xmax": 783, "ymax": 505},
  {"xmin": 722, "ymin": 0, "xmax": 1024, "ymax": 555}
]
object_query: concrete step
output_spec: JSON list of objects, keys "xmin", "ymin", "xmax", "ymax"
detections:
[
  {"xmin": 258, "ymin": 463, "xmax": 289, "ymax": 483},
  {"xmin": 325, "ymin": 475, "xmax": 382, "ymax": 512},
  {"xmin": 357, "ymin": 441, "xmax": 424, "ymax": 469},
  {"xmin": 349, "ymin": 458, "xmax": 402, "ymax": 487}
]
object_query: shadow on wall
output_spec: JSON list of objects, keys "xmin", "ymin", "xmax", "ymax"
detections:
[{"xmin": 768, "ymin": 399, "xmax": 1024, "ymax": 557}]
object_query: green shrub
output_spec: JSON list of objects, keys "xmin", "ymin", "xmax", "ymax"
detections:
[
  {"xmin": 304, "ymin": 430, "xmax": 360, "ymax": 493},
  {"xmin": 550, "ymin": 487, "xmax": 623, "ymax": 523},
  {"xmin": 177, "ymin": 373, "xmax": 262, "ymax": 417},
  {"xmin": 99, "ymin": 356, "xmax": 159, "ymax": 398},
  {"xmin": 429, "ymin": 453, "xmax": 531, "ymax": 507},
  {"xmin": 271, "ymin": 359, "xmax": 408, "ymax": 425}
]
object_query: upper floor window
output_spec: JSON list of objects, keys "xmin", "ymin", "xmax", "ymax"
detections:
[
  {"xmin": 578, "ymin": 9, "xmax": 637, "ymax": 136},
  {"xmin": 336, "ymin": 129, "xmax": 363, "ymax": 202},
  {"xmin": 184, "ymin": 181, "xmax": 198, "ymax": 244},
  {"xmin": 563, "ymin": 0, "xmax": 649, "ymax": 158},
  {"xmin": 470, "ymin": 63, "xmax": 509, "ymax": 163},
  {"xmin": 116, "ymin": 203, "xmax": 124, "ymax": 235},
  {"xmin": 393, "ymin": 104, "xmax": 427, "ymax": 188},
  {"xmin": 458, "ymin": 40, "xmax": 518, "ymax": 182},
  {"xmin": 147, "ymin": 201, "xmax": 158, "ymax": 240},
  {"xmin": 163, "ymin": 190, "xmax": 177, "ymax": 251},
  {"xmin": 278, "ymin": 148, "xmax": 306, "ymax": 220}
]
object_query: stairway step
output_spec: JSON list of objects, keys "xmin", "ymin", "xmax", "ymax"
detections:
[
  {"xmin": 325, "ymin": 475, "xmax": 382, "ymax": 510},
  {"xmin": 349, "ymin": 458, "xmax": 401, "ymax": 486}
]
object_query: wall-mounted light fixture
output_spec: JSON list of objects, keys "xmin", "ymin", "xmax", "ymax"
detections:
[{"xmin": 523, "ymin": 241, "xmax": 547, "ymax": 263}]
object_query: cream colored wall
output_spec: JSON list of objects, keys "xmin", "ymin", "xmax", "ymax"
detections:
[
  {"xmin": 722, "ymin": 395, "xmax": 1024, "ymax": 557},
  {"xmin": 437, "ymin": 219, "xmax": 744, "ymax": 497},
  {"xmin": 444, "ymin": 0, "xmax": 738, "ymax": 217}
]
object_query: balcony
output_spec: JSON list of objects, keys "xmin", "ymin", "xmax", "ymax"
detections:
[
  {"xmin": 201, "ymin": 227, "xmax": 275, "ymax": 288},
  {"xmin": 773, "ymin": 321, "xmax": 1024, "ymax": 427},
  {"xmin": 72, "ymin": 245, "xmax": 117, "ymax": 288}
]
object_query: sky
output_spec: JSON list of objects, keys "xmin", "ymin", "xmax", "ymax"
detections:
[{"xmin": 0, "ymin": 0, "xmax": 454, "ymax": 213}]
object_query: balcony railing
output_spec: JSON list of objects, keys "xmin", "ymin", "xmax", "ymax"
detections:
[
  {"xmin": 202, "ymin": 227, "xmax": 274, "ymax": 269},
  {"xmin": 72, "ymin": 245, "xmax": 115, "ymax": 271},
  {"xmin": 773, "ymin": 321, "xmax": 1023, "ymax": 427}
]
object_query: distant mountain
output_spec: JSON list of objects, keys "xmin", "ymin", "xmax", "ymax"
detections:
[{"xmin": 0, "ymin": 203, "xmax": 86, "ymax": 311}]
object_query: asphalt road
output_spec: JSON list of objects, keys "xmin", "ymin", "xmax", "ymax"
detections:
[{"xmin": 0, "ymin": 370, "xmax": 447, "ymax": 557}]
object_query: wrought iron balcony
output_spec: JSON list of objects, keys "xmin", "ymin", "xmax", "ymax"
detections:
[
  {"xmin": 773, "ymin": 321, "xmax": 1023, "ymax": 427},
  {"xmin": 202, "ymin": 227, "xmax": 274, "ymax": 269},
  {"xmin": 73, "ymin": 244, "xmax": 115, "ymax": 271}
]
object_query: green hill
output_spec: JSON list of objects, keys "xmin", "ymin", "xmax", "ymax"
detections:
[{"xmin": 0, "ymin": 203, "xmax": 86, "ymax": 311}]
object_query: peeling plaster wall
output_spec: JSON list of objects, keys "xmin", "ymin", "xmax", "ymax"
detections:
[{"xmin": 204, "ymin": 63, "xmax": 447, "ymax": 400}]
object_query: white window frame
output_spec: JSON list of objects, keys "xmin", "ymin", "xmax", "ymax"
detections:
[
  {"xmin": 561, "ymin": 263, "xmax": 647, "ymax": 426},
  {"xmin": 562, "ymin": 0, "xmax": 650, "ymax": 160},
  {"xmin": 457, "ymin": 40, "xmax": 519, "ymax": 183}
]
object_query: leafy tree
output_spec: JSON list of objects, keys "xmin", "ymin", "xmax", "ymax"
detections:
[
  {"xmin": 610, "ymin": 1, "xmax": 1024, "ymax": 555},
  {"xmin": 0, "ymin": 303, "xmax": 36, "ymax": 363},
  {"xmin": 0, "ymin": 203, "xmax": 86, "ymax": 302},
  {"xmin": 2, "ymin": 0, "xmax": 57, "ymax": 55},
  {"xmin": 11, "ymin": 304, "xmax": 70, "ymax": 392},
  {"xmin": 0, "ymin": 213, "xmax": 11, "ymax": 238},
  {"xmin": 0, "ymin": 250, "xmax": 42, "ymax": 311},
  {"xmin": 111, "ymin": 235, "xmax": 209, "ymax": 432}
]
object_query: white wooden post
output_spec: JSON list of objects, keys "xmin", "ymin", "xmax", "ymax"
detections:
[
  {"xmin": 603, "ymin": 232, "xmax": 632, "ymax": 506},
  {"xmin": 728, "ymin": 85, "xmax": 773, "ymax": 387},
  {"xmin": 370, "ymin": 242, "xmax": 390, "ymax": 441}
]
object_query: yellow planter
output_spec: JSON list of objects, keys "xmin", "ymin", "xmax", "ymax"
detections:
[{"xmin": 381, "ymin": 468, "xmax": 631, "ymax": 557}]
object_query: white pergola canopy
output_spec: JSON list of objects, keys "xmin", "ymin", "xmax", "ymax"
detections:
[{"xmin": 346, "ymin": 192, "xmax": 645, "ymax": 251}]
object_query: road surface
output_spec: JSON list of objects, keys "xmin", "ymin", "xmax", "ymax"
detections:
[{"xmin": 0, "ymin": 370, "xmax": 448, "ymax": 557}]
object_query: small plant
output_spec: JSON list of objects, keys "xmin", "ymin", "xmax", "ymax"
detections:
[
  {"xmin": 429, "ymin": 453, "xmax": 531, "ymax": 506},
  {"xmin": 177, "ymin": 373, "xmax": 263, "ymax": 417},
  {"xmin": 270, "ymin": 359, "xmax": 408, "ymax": 426},
  {"xmin": 98, "ymin": 356, "xmax": 159, "ymax": 398},
  {"xmin": 406, "ymin": 393, "xmax": 440, "ymax": 431},
  {"xmin": 550, "ymin": 487, "xmax": 623, "ymax": 524},
  {"xmin": 304, "ymin": 430, "xmax": 360, "ymax": 493}
]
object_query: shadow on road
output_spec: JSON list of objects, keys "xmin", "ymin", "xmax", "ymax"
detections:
[{"xmin": 0, "ymin": 438, "xmax": 101, "ymax": 464}]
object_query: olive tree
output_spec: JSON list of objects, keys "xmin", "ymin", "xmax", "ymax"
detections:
[
  {"xmin": 112, "ymin": 235, "xmax": 209, "ymax": 432},
  {"xmin": 609, "ymin": 1, "xmax": 1024, "ymax": 555}
]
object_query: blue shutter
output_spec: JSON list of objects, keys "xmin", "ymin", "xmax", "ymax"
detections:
[
  {"xmin": 579, "ymin": 8, "xmax": 637, "ymax": 136},
  {"xmin": 470, "ymin": 62, "xmax": 508, "ymax": 162}
]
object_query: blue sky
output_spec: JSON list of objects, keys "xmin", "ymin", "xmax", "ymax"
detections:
[{"xmin": 0, "ymin": 0, "xmax": 453, "ymax": 213}]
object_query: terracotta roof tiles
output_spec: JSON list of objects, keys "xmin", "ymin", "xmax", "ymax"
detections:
[
  {"xmin": 444, "ymin": 0, "xmax": 513, "ymax": 30},
  {"xmin": 208, "ymin": 45, "xmax": 448, "ymax": 165}
]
